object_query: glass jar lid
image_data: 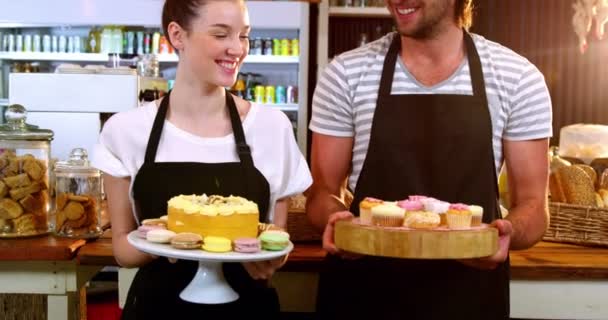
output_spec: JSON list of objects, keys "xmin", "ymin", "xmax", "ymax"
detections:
[
  {"xmin": 54, "ymin": 148, "xmax": 100, "ymax": 175},
  {"xmin": 0, "ymin": 104, "xmax": 54, "ymax": 141}
]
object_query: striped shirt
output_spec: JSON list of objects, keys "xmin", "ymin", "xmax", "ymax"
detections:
[{"xmin": 310, "ymin": 32, "xmax": 553, "ymax": 191}]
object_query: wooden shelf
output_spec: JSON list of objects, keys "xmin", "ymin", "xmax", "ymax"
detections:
[{"xmin": 329, "ymin": 6, "xmax": 390, "ymax": 17}]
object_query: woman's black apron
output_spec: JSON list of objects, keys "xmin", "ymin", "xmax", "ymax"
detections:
[
  {"xmin": 121, "ymin": 90, "xmax": 279, "ymax": 319},
  {"xmin": 316, "ymin": 32, "xmax": 510, "ymax": 319}
]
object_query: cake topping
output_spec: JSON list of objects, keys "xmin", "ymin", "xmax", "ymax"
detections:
[
  {"xmin": 397, "ymin": 200, "xmax": 424, "ymax": 211},
  {"xmin": 168, "ymin": 194, "xmax": 259, "ymax": 216},
  {"xmin": 423, "ymin": 199, "xmax": 450, "ymax": 214},
  {"xmin": 408, "ymin": 195, "xmax": 428, "ymax": 201},
  {"xmin": 449, "ymin": 203, "xmax": 470, "ymax": 211}
]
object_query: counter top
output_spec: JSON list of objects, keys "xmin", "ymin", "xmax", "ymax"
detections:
[{"xmin": 75, "ymin": 230, "xmax": 608, "ymax": 280}]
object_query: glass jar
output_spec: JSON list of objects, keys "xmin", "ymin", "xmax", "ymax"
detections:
[
  {"xmin": 53, "ymin": 148, "xmax": 102, "ymax": 238},
  {"xmin": 0, "ymin": 104, "xmax": 53, "ymax": 238}
]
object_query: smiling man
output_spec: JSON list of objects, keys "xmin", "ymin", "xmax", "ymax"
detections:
[{"xmin": 306, "ymin": 0, "xmax": 552, "ymax": 319}]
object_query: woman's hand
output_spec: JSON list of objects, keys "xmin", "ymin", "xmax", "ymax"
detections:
[{"xmin": 242, "ymin": 255, "xmax": 288, "ymax": 280}]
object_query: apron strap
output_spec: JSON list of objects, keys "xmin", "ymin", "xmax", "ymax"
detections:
[
  {"xmin": 143, "ymin": 89, "xmax": 255, "ymax": 168},
  {"xmin": 225, "ymin": 89, "xmax": 255, "ymax": 168},
  {"xmin": 144, "ymin": 90, "xmax": 171, "ymax": 163}
]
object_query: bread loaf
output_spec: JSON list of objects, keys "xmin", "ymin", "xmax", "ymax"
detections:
[
  {"xmin": 574, "ymin": 164, "xmax": 598, "ymax": 187},
  {"xmin": 554, "ymin": 166, "xmax": 596, "ymax": 206}
]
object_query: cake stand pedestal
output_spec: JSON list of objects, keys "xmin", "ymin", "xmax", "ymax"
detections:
[{"xmin": 127, "ymin": 231, "xmax": 293, "ymax": 304}]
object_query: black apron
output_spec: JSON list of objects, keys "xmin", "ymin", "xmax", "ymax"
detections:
[
  {"xmin": 121, "ymin": 90, "xmax": 279, "ymax": 319},
  {"xmin": 316, "ymin": 33, "xmax": 509, "ymax": 319}
]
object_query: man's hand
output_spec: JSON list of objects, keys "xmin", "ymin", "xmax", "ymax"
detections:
[
  {"xmin": 322, "ymin": 211, "xmax": 362, "ymax": 259},
  {"xmin": 459, "ymin": 219, "xmax": 513, "ymax": 270},
  {"xmin": 242, "ymin": 255, "xmax": 288, "ymax": 280}
]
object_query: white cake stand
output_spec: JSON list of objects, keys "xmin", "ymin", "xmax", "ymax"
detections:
[{"xmin": 127, "ymin": 231, "xmax": 293, "ymax": 304}]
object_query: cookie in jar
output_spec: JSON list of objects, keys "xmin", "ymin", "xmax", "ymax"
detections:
[
  {"xmin": 54, "ymin": 148, "xmax": 102, "ymax": 238},
  {"xmin": 0, "ymin": 105, "xmax": 53, "ymax": 238}
]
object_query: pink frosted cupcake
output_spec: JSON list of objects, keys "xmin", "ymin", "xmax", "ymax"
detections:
[
  {"xmin": 408, "ymin": 195, "xmax": 429, "ymax": 202},
  {"xmin": 371, "ymin": 203, "xmax": 405, "ymax": 227},
  {"xmin": 446, "ymin": 203, "xmax": 472, "ymax": 230}
]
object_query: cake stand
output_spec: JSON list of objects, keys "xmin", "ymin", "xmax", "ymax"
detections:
[
  {"xmin": 335, "ymin": 218, "xmax": 498, "ymax": 259},
  {"xmin": 127, "ymin": 231, "xmax": 293, "ymax": 304}
]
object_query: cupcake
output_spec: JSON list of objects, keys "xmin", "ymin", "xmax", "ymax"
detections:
[
  {"xmin": 404, "ymin": 211, "xmax": 441, "ymax": 229},
  {"xmin": 446, "ymin": 203, "xmax": 472, "ymax": 230},
  {"xmin": 359, "ymin": 197, "xmax": 383, "ymax": 225},
  {"xmin": 423, "ymin": 199, "xmax": 450, "ymax": 226},
  {"xmin": 371, "ymin": 203, "xmax": 405, "ymax": 227},
  {"xmin": 469, "ymin": 205, "xmax": 484, "ymax": 227},
  {"xmin": 397, "ymin": 200, "xmax": 424, "ymax": 214}
]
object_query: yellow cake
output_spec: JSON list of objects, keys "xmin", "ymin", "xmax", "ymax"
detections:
[{"xmin": 167, "ymin": 194, "xmax": 259, "ymax": 240}]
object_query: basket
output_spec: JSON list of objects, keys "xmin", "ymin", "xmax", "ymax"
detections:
[
  {"xmin": 286, "ymin": 194, "xmax": 322, "ymax": 242},
  {"xmin": 543, "ymin": 202, "xmax": 608, "ymax": 247}
]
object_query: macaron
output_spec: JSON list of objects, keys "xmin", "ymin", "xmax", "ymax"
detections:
[
  {"xmin": 171, "ymin": 232, "xmax": 203, "ymax": 250},
  {"xmin": 233, "ymin": 237, "xmax": 261, "ymax": 253},
  {"xmin": 141, "ymin": 218, "xmax": 168, "ymax": 228},
  {"xmin": 146, "ymin": 229, "xmax": 176, "ymax": 243},
  {"xmin": 136, "ymin": 224, "xmax": 166, "ymax": 239},
  {"xmin": 258, "ymin": 230, "xmax": 290, "ymax": 251},
  {"xmin": 202, "ymin": 236, "xmax": 232, "ymax": 253}
]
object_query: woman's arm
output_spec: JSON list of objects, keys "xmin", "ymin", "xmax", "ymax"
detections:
[
  {"xmin": 104, "ymin": 173, "xmax": 156, "ymax": 268},
  {"xmin": 271, "ymin": 198, "xmax": 288, "ymax": 229}
]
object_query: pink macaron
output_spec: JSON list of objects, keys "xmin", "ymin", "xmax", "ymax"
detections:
[
  {"xmin": 233, "ymin": 237, "xmax": 261, "ymax": 253},
  {"xmin": 136, "ymin": 224, "xmax": 166, "ymax": 239}
]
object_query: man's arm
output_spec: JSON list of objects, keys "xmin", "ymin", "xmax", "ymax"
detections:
[
  {"xmin": 306, "ymin": 133, "xmax": 354, "ymax": 232},
  {"xmin": 503, "ymin": 138, "xmax": 550, "ymax": 250}
]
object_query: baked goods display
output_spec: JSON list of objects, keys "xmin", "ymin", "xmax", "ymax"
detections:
[
  {"xmin": 54, "ymin": 192, "xmax": 99, "ymax": 236},
  {"xmin": 167, "ymin": 194, "xmax": 259, "ymax": 240},
  {"xmin": 338, "ymin": 195, "xmax": 498, "ymax": 259},
  {"xmin": 558, "ymin": 124, "xmax": 608, "ymax": 163},
  {"xmin": 0, "ymin": 151, "xmax": 49, "ymax": 236},
  {"xmin": 549, "ymin": 157, "xmax": 608, "ymax": 207},
  {"xmin": 135, "ymin": 195, "xmax": 290, "ymax": 254},
  {"xmin": 359, "ymin": 195, "xmax": 481, "ymax": 230}
]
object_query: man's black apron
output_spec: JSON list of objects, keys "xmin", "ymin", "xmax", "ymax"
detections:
[
  {"xmin": 316, "ymin": 32, "xmax": 509, "ymax": 319},
  {"xmin": 121, "ymin": 90, "xmax": 279, "ymax": 319}
]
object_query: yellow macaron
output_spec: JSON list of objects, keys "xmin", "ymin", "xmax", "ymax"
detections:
[{"xmin": 202, "ymin": 236, "xmax": 232, "ymax": 253}]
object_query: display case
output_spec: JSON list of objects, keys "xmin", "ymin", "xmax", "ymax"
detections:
[{"xmin": 0, "ymin": 0, "xmax": 310, "ymax": 157}]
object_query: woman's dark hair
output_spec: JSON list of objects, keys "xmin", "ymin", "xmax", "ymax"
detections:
[{"xmin": 162, "ymin": 0, "xmax": 208, "ymax": 50}]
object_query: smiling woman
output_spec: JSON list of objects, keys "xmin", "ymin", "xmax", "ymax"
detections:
[{"xmin": 91, "ymin": 0, "xmax": 312, "ymax": 318}]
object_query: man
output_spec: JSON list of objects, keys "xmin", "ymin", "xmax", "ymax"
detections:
[{"xmin": 306, "ymin": 0, "xmax": 552, "ymax": 319}]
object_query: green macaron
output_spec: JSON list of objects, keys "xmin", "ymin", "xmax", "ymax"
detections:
[{"xmin": 258, "ymin": 230, "xmax": 290, "ymax": 251}]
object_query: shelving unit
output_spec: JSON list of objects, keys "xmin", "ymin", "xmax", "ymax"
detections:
[
  {"xmin": 317, "ymin": 1, "xmax": 393, "ymax": 75},
  {"xmin": 328, "ymin": 6, "xmax": 390, "ymax": 17},
  {"xmin": 0, "ymin": 1, "xmax": 310, "ymax": 157},
  {"xmin": 0, "ymin": 52, "xmax": 300, "ymax": 64}
]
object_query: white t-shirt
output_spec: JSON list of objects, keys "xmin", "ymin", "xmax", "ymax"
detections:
[
  {"xmin": 310, "ymin": 32, "xmax": 553, "ymax": 191},
  {"xmin": 91, "ymin": 100, "xmax": 312, "ymax": 223}
]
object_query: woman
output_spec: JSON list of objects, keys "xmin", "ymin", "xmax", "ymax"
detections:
[{"xmin": 91, "ymin": 0, "xmax": 312, "ymax": 318}]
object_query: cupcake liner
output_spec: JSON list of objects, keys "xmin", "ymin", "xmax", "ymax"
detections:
[
  {"xmin": 446, "ymin": 213, "xmax": 472, "ymax": 230},
  {"xmin": 372, "ymin": 215, "xmax": 403, "ymax": 227},
  {"xmin": 360, "ymin": 208, "xmax": 373, "ymax": 224},
  {"xmin": 471, "ymin": 215, "xmax": 483, "ymax": 227}
]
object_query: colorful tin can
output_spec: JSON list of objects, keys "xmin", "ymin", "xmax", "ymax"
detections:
[
  {"xmin": 280, "ymin": 39, "xmax": 290, "ymax": 56},
  {"xmin": 255, "ymin": 85, "xmax": 266, "ymax": 103},
  {"xmin": 287, "ymin": 86, "xmax": 298, "ymax": 104},
  {"xmin": 263, "ymin": 38, "xmax": 273, "ymax": 55},
  {"xmin": 251, "ymin": 37, "xmax": 263, "ymax": 55},
  {"xmin": 291, "ymin": 38, "xmax": 299, "ymax": 56},
  {"xmin": 275, "ymin": 86, "xmax": 286, "ymax": 104},
  {"xmin": 265, "ymin": 85, "xmax": 275, "ymax": 104},
  {"xmin": 273, "ymin": 39, "xmax": 281, "ymax": 56}
]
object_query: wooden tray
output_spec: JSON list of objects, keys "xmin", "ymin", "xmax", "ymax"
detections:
[{"xmin": 335, "ymin": 218, "xmax": 498, "ymax": 259}]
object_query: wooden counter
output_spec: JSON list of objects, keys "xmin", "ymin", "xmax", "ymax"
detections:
[
  {"xmin": 76, "ymin": 229, "xmax": 608, "ymax": 280},
  {"xmin": 0, "ymin": 234, "xmax": 86, "ymax": 261}
]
